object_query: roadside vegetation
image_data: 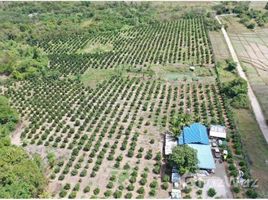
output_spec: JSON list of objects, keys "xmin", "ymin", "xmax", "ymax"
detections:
[
  {"xmin": 212, "ymin": 39, "xmax": 266, "ymax": 197},
  {"xmin": 214, "ymin": 2, "xmax": 268, "ymax": 29}
]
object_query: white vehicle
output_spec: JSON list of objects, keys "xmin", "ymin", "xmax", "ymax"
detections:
[
  {"xmin": 173, "ymin": 182, "xmax": 179, "ymax": 189},
  {"xmin": 171, "ymin": 189, "xmax": 181, "ymax": 199}
]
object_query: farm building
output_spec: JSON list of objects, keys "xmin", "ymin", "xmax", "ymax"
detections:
[
  {"xmin": 187, "ymin": 144, "xmax": 215, "ymax": 170},
  {"xmin": 177, "ymin": 123, "xmax": 215, "ymax": 170},
  {"xmin": 209, "ymin": 125, "xmax": 227, "ymax": 139},
  {"xmin": 178, "ymin": 123, "xmax": 209, "ymax": 145},
  {"xmin": 165, "ymin": 133, "xmax": 178, "ymax": 155}
]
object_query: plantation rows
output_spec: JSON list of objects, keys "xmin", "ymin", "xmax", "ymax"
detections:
[
  {"xmin": 4, "ymin": 76, "xmax": 228, "ymax": 198},
  {"xmin": 38, "ymin": 18, "xmax": 213, "ymax": 75}
]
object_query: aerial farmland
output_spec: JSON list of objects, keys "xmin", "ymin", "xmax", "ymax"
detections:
[{"xmin": 0, "ymin": 1, "xmax": 268, "ymax": 199}]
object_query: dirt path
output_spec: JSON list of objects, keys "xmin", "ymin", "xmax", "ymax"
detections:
[
  {"xmin": 11, "ymin": 122, "xmax": 24, "ymax": 145},
  {"xmin": 216, "ymin": 15, "xmax": 268, "ymax": 143}
]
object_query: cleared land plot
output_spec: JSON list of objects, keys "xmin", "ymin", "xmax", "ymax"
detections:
[
  {"xmin": 152, "ymin": 65, "xmax": 216, "ymax": 83},
  {"xmin": 5, "ymin": 76, "xmax": 229, "ymax": 198}
]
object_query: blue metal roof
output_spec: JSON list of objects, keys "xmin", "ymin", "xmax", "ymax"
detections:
[
  {"xmin": 187, "ymin": 144, "xmax": 216, "ymax": 169},
  {"xmin": 178, "ymin": 123, "xmax": 209, "ymax": 145}
]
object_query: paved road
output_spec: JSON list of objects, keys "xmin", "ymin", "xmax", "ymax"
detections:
[{"xmin": 216, "ymin": 15, "xmax": 268, "ymax": 143}]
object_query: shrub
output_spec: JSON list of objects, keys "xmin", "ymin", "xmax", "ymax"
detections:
[
  {"xmin": 58, "ymin": 174, "xmax": 64, "ymax": 180},
  {"xmin": 163, "ymin": 175, "xmax": 170, "ymax": 182},
  {"xmin": 83, "ymin": 186, "xmax": 90, "ymax": 193},
  {"xmin": 195, "ymin": 180, "xmax": 204, "ymax": 188},
  {"xmin": 127, "ymin": 184, "xmax": 134, "ymax": 191},
  {"xmin": 106, "ymin": 182, "xmax": 114, "ymax": 189},
  {"xmin": 64, "ymin": 183, "xmax": 71, "ymax": 190},
  {"xmin": 136, "ymin": 194, "xmax": 144, "ymax": 199},
  {"xmin": 118, "ymin": 185, "xmax": 124, "ymax": 190},
  {"xmin": 90, "ymin": 171, "xmax": 96, "ymax": 177},
  {"xmin": 129, "ymin": 176, "xmax": 136, "ymax": 183},
  {"xmin": 113, "ymin": 190, "xmax": 122, "ymax": 198},
  {"xmin": 246, "ymin": 189, "xmax": 258, "ymax": 198},
  {"xmin": 93, "ymin": 188, "xmax": 100, "ymax": 195},
  {"xmin": 139, "ymin": 178, "xmax": 147, "ymax": 185},
  {"xmin": 155, "ymin": 152, "xmax": 161, "ymax": 161},
  {"xmin": 104, "ymin": 190, "xmax": 112, "ymax": 197},
  {"xmin": 68, "ymin": 192, "xmax": 76, "ymax": 199},
  {"xmin": 71, "ymin": 169, "xmax": 78, "ymax": 176},
  {"xmin": 153, "ymin": 165, "xmax": 161, "ymax": 174},
  {"xmin": 161, "ymin": 182, "xmax": 169, "ymax": 190},
  {"xmin": 80, "ymin": 169, "xmax": 87, "ymax": 177},
  {"xmin": 123, "ymin": 163, "xmax": 130, "ymax": 170},
  {"xmin": 125, "ymin": 192, "xmax": 132, "ymax": 199},
  {"xmin": 73, "ymin": 183, "xmax": 80, "ymax": 191},
  {"xmin": 150, "ymin": 180, "xmax": 158, "ymax": 188},
  {"xmin": 196, "ymin": 190, "xmax": 202, "ymax": 195},
  {"xmin": 232, "ymin": 186, "xmax": 240, "ymax": 193},
  {"xmin": 59, "ymin": 189, "xmax": 67, "ymax": 198},
  {"xmin": 183, "ymin": 187, "xmax": 192, "ymax": 194},
  {"xmin": 149, "ymin": 189, "xmax": 156, "ymax": 196},
  {"xmin": 207, "ymin": 188, "xmax": 216, "ymax": 197},
  {"xmin": 137, "ymin": 187, "xmax": 145, "ymax": 194}
]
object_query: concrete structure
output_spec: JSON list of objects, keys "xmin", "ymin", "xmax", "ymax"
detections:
[{"xmin": 165, "ymin": 133, "xmax": 177, "ymax": 155}]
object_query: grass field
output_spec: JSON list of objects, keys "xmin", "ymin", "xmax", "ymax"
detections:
[
  {"xmin": 209, "ymin": 31, "xmax": 231, "ymax": 61},
  {"xmin": 152, "ymin": 65, "xmax": 216, "ymax": 82},
  {"xmin": 235, "ymin": 109, "xmax": 268, "ymax": 198},
  {"xmin": 81, "ymin": 68, "xmax": 118, "ymax": 87}
]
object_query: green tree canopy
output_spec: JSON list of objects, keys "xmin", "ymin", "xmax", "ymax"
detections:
[
  {"xmin": 0, "ymin": 145, "xmax": 46, "ymax": 198},
  {"xmin": 0, "ymin": 41, "xmax": 48, "ymax": 79},
  {"xmin": 170, "ymin": 113, "xmax": 192, "ymax": 137},
  {"xmin": 0, "ymin": 95, "xmax": 19, "ymax": 138},
  {"xmin": 169, "ymin": 145, "xmax": 198, "ymax": 175},
  {"xmin": 0, "ymin": 95, "xmax": 46, "ymax": 198},
  {"xmin": 221, "ymin": 78, "xmax": 249, "ymax": 108}
]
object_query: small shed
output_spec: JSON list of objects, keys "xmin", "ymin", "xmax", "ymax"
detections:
[
  {"xmin": 210, "ymin": 125, "xmax": 227, "ymax": 139},
  {"xmin": 165, "ymin": 133, "xmax": 177, "ymax": 155}
]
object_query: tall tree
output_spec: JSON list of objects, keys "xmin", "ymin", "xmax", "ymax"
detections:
[{"xmin": 169, "ymin": 145, "xmax": 198, "ymax": 174}]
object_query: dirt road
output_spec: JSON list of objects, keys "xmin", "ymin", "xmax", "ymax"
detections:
[{"xmin": 216, "ymin": 15, "xmax": 268, "ymax": 144}]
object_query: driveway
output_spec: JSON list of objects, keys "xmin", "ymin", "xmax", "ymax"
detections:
[{"xmin": 201, "ymin": 161, "xmax": 233, "ymax": 199}]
